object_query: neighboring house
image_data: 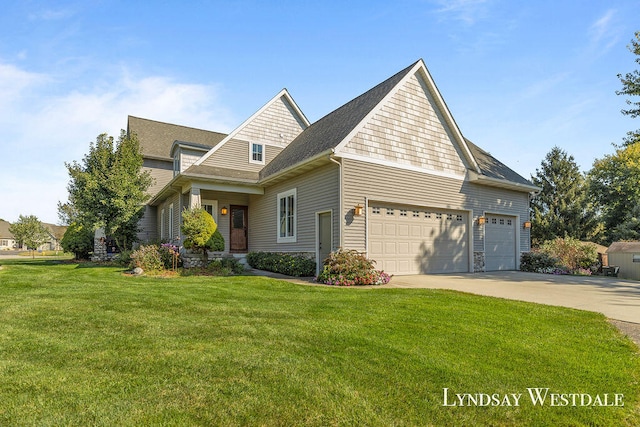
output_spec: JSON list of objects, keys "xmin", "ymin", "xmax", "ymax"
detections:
[
  {"xmin": 130, "ymin": 59, "xmax": 539, "ymax": 275},
  {"xmin": 0, "ymin": 220, "xmax": 17, "ymax": 250},
  {"xmin": 607, "ymin": 242, "xmax": 640, "ymax": 280}
]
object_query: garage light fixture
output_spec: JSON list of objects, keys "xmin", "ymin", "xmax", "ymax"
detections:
[
  {"xmin": 354, "ymin": 204, "xmax": 364, "ymax": 216},
  {"xmin": 477, "ymin": 216, "xmax": 486, "ymax": 225},
  {"xmin": 523, "ymin": 221, "xmax": 531, "ymax": 229}
]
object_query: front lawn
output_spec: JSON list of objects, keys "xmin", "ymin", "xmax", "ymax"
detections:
[{"xmin": 0, "ymin": 259, "xmax": 638, "ymax": 426}]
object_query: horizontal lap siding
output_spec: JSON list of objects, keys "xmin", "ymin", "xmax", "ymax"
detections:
[
  {"xmin": 249, "ymin": 164, "xmax": 339, "ymax": 253},
  {"xmin": 342, "ymin": 158, "xmax": 531, "ymax": 254},
  {"xmin": 144, "ymin": 159, "xmax": 173, "ymax": 197},
  {"xmin": 201, "ymin": 138, "xmax": 284, "ymax": 171}
]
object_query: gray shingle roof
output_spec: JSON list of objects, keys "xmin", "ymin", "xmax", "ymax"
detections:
[
  {"xmin": 465, "ymin": 139, "xmax": 535, "ymax": 188},
  {"xmin": 260, "ymin": 61, "xmax": 420, "ymax": 179},
  {"xmin": 128, "ymin": 116, "xmax": 227, "ymax": 161}
]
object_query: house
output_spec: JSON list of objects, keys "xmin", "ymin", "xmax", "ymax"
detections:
[
  {"xmin": 606, "ymin": 242, "xmax": 640, "ymax": 280},
  {"xmin": 0, "ymin": 220, "xmax": 17, "ymax": 250},
  {"xmin": 129, "ymin": 59, "xmax": 539, "ymax": 275}
]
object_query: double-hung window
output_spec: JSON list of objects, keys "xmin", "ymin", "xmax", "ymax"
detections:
[
  {"xmin": 168, "ymin": 203, "xmax": 174, "ymax": 240},
  {"xmin": 250, "ymin": 142, "xmax": 265, "ymax": 164},
  {"xmin": 277, "ymin": 189, "xmax": 296, "ymax": 243}
]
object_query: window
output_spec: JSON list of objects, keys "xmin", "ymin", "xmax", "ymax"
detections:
[
  {"xmin": 173, "ymin": 154, "xmax": 180, "ymax": 177},
  {"xmin": 425, "ymin": 212, "xmax": 432, "ymax": 219},
  {"xmin": 500, "ymin": 218, "xmax": 505, "ymax": 225},
  {"xmin": 250, "ymin": 142, "xmax": 265, "ymax": 164},
  {"xmin": 277, "ymin": 189, "xmax": 296, "ymax": 243},
  {"xmin": 168, "ymin": 204, "xmax": 174, "ymax": 240},
  {"xmin": 202, "ymin": 200, "xmax": 218, "ymax": 224},
  {"xmin": 456, "ymin": 214, "xmax": 463, "ymax": 221},
  {"xmin": 400, "ymin": 209, "xmax": 407, "ymax": 217},
  {"xmin": 491, "ymin": 218, "xmax": 497, "ymax": 224},
  {"xmin": 413, "ymin": 211, "xmax": 420, "ymax": 217},
  {"xmin": 507, "ymin": 219, "xmax": 512, "ymax": 226},
  {"xmin": 633, "ymin": 254, "xmax": 640, "ymax": 263},
  {"xmin": 446, "ymin": 214, "xmax": 453, "ymax": 221},
  {"xmin": 436, "ymin": 213, "xmax": 442, "ymax": 220},
  {"xmin": 372, "ymin": 207, "xmax": 381, "ymax": 214},
  {"xmin": 387, "ymin": 208, "xmax": 395, "ymax": 216},
  {"xmin": 160, "ymin": 209, "xmax": 166, "ymax": 239}
]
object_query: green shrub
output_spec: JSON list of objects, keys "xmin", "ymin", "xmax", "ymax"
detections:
[
  {"xmin": 114, "ymin": 250, "xmax": 133, "ymax": 267},
  {"xmin": 316, "ymin": 249, "xmax": 392, "ymax": 286},
  {"xmin": 130, "ymin": 245, "xmax": 164, "ymax": 272},
  {"xmin": 246, "ymin": 252, "xmax": 316, "ymax": 277},
  {"xmin": 541, "ymin": 237, "xmax": 598, "ymax": 271},
  {"xmin": 208, "ymin": 257, "xmax": 245, "ymax": 275},
  {"xmin": 60, "ymin": 222, "xmax": 94, "ymax": 260},
  {"xmin": 207, "ymin": 229, "xmax": 225, "ymax": 252},
  {"xmin": 182, "ymin": 208, "xmax": 217, "ymax": 260},
  {"xmin": 520, "ymin": 251, "xmax": 558, "ymax": 273}
]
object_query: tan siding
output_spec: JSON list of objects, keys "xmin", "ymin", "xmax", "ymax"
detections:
[
  {"xmin": 235, "ymin": 97, "xmax": 307, "ymax": 148},
  {"xmin": 607, "ymin": 253, "xmax": 640, "ymax": 280},
  {"xmin": 198, "ymin": 191, "xmax": 250, "ymax": 253},
  {"xmin": 137, "ymin": 206, "xmax": 157, "ymax": 243},
  {"xmin": 157, "ymin": 193, "xmax": 181, "ymax": 242},
  {"xmin": 341, "ymin": 158, "xmax": 530, "ymax": 256},
  {"xmin": 180, "ymin": 150, "xmax": 203, "ymax": 172},
  {"xmin": 201, "ymin": 138, "xmax": 284, "ymax": 172},
  {"xmin": 342, "ymin": 72, "xmax": 467, "ymax": 176},
  {"xmin": 249, "ymin": 164, "xmax": 340, "ymax": 253},
  {"xmin": 143, "ymin": 159, "xmax": 173, "ymax": 197}
]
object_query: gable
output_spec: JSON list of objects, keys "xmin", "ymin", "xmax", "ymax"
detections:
[
  {"xmin": 193, "ymin": 91, "xmax": 308, "ymax": 173},
  {"xmin": 338, "ymin": 71, "xmax": 468, "ymax": 177}
]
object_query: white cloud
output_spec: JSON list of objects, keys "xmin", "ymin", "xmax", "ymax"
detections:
[
  {"xmin": 433, "ymin": 0, "xmax": 490, "ymax": 25},
  {"xmin": 0, "ymin": 62, "xmax": 235, "ymax": 224},
  {"xmin": 588, "ymin": 9, "xmax": 620, "ymax": 53}
]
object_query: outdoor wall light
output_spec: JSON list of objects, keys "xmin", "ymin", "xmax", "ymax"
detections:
[
  {"xmin": 354, "ymin": 204, "xmax": 364, "ymax": 216},
  {"xmin": 477, "ymin": 216, "xmax": 486, "ymax": 225},
  {"xmin": 523, "ymin": 221, "xmax": 532, "ymax": 229},
  {"xmin": 221, "ymin": 207, "xmax": 229, "ymax": 215}
]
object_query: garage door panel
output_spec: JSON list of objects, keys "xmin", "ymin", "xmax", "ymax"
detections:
[
  {"xmin": 485, "ymin": 214, "xmax": 516, "ymax": 271},
  {"xmin": 369, "ymin": 204, "xmax": 469, "ymax": 275}
]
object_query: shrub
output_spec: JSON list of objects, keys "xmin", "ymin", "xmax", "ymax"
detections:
[
  {"xmin": 159, "ymin": 243, "xmax": 181, "ymax": 270},
  {"xmin": 316, "ymin": 249, "xmax": 392, "ymax": 286},
  {"xmin": 246, "ymin": 252, "xmax": 316, "ymax": 277},
  {"xmin": 541, "ymin": 237, "xmax": 598, "ymax": 271},
  {"xmin": 208, "ymin": 257, "xmax": 245, "ymax": 275},
  {"xmin": 60, "ymin": 222, "xmax": 94, "ymax": 260},
  {"xmin": 207, "ymin": 229, "xmax": 225, "ymax": 252},
  {"xmin": 182, "ymin": 208, "xmax": 217, "ymax": 261},
  {"xmin": 520, "ymin": 251, "xmax": 558, "ymax": 273},
  {"xmin": 130, "ymin": 245, "xmax": 164, "ymax": 272}
]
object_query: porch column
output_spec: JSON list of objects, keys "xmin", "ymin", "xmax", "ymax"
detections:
[{"xmin": 189, "ymin": 187, "xmax": 202, "ymax": 209}]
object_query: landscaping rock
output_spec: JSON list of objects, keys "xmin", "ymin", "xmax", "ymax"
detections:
[{"xmin": 133, "ymin": 267, "xmax": 143, "ymax": 275}]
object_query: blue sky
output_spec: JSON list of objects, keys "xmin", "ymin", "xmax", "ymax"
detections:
[{"xmin": 1, "ymin": 0, "xmax": 639, "ymax": 224}]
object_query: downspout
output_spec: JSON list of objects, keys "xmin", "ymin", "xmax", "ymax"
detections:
[{"xmin": 328, "ymin": 152, "xmax": 343, "ymax": 248}]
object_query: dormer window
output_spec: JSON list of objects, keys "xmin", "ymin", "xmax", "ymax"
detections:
[
  {"xmin": 249, "ymin": 142, "xmax": 265, "ymax": 165},
  {"xmin": 173, "ymin": 154, "xmax": 180, "ymax": 177}
]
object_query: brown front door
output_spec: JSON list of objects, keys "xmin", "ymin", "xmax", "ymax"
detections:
[{"xmin": 230, "ymin": 205, "xmax": 248, "ymax": 252}]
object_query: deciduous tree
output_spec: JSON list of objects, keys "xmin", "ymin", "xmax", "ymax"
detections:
[
  {"xmin": 62, "ymin": 131, "xmax": 153, "ymax": 251},
  {"xmin": 617, "ymin": 31, "xmax": 640, "ymax": 146},
  {"xmin": 9, "ymin": 215, "xmax": 49, "ymax": 258}
]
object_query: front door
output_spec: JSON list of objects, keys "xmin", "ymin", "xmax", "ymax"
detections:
[
  {"xmin": 318, "ymin": 212, "xmax": 332, "ymax": 268},
  {"xmin": 230, "ymin": 205, "xmax": 248, "ymax": 252}
]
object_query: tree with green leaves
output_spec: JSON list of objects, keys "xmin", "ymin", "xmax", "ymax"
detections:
[
  {"xmin": 588, "ymin": 142, "xmax": 640, "ymax": 243},
  {"xmin": 181, "ymin": 207, "xmax": 218, "ymax": 262},
  {"xmin": 9, "ymin": 215, "xmax": 50, "ymax": 258},
  {"xmin": 62, "ymin": 131, "xmax": 153, "ymax": 251},
  {"xmin": 617, "ymin": 31, "xmax": 640, "ymax": 146},
  {"xmin": 530, "ymin": 147, "xmax": 600, "ymax": 246},
  {"xmin": 60, "ymin": 222, "xmax": 94, "ymax": 260}
]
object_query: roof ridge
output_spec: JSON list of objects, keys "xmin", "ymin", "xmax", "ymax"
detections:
[{"xmin": 127, "ymin": 115, "xmax": 227, "ymax": 136}]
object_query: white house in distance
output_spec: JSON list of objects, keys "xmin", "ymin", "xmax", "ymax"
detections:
[{"xmin": 127, "ymin": 59, "xmax": 539, "ymax": 275}]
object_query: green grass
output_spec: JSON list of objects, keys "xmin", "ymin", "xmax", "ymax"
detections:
[{"xmin": 0, "ymin": 259, "xmax": 639, "ymax": 426}]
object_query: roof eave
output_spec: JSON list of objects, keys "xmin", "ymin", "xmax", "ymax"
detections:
[{"xmin": 469, "ymin": 171, "xmax": 541, "ymax": 193}]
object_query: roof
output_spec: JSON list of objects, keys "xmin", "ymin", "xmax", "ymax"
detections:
[
  {"xmin": 127, "ymin": 116, "xmax": 227, "ymax": 161},
  {"xmin": 0, "ymin": 220, "xmax": 13, "ymax": 238},
  {"xmin": 607, "ymin": 242, "xmax": 640, "ymax": 253},
  {"xmin": 465, "ymin": 139, "xmax": 538, "ymax": 191},
  {"xmin": 260, "ymin": 61, "xmax": 420, "ymax": 179}
]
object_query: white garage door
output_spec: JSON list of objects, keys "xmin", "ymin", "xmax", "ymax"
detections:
[
  {"xmin": 485, "ymin": 214, "xmax": 516, "ymax": 271},
  {"xmin": 369, "ymin": 204, "xmax": 469, "ymax": 275}
]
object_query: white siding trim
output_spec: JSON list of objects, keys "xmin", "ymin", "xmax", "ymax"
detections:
[{"xmin": 338, "ymin": 152, "xmax": 466, "ymax": 181}]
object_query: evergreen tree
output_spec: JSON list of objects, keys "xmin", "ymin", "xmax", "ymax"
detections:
[
  {"xmin": 62, "ymin": 131, "xmax": 153, "ymax": 251},
  {"xmin": 530, "ymin": 147, "xmax": 599, "ymax": 246}
]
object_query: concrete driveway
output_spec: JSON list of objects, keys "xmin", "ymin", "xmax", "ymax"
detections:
[{"xmin": 388, "ymin": 271, "xmax": 640, "ymax": 324}]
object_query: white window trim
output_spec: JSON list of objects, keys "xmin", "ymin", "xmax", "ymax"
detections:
[
  {"xmin": 168, "ymin": 203, "xmax": 174, "ymax": 241},
  {"xmin": 277, "ymin": 188, "xmax": 297, "ymax": 243},
  {"xmin": 173, "ymin": 153, "xmax": 180, "ymax": 177},
  {"xmin": 160, "ymin": 208, "xmax": 166, "ymax": 239},
  {"xmin": 249, "ymin": 142, "xmax": 265, "ymax": 165},
  {"xmin": 202, "ymin": 199, "xmax": 219, "ymax": 225}
]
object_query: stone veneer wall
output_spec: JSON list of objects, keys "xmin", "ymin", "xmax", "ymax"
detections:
[{"xmin": 474, "ymin": 251, "xmax": 485, "ymax": 273}]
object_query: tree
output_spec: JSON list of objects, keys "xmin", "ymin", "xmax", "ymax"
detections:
[
  {"xmin": 609, "ymin": 202, "xmax": 640, "ymax": 242},
  {"xmin": 530, "ymin": 147, "xmax": 600, "ymax": 246},
  {"xmin": 181, "ymin": 208, "xmax": 217, "ymax": 262},
  {"xmin": 9, "ymin": 215, "xmax": 49, "ymax": 258},
  {"xmin": 62, "ymin": 131, "xmax": 153, "ymax": 251},
  {"xmin": 588, "ymin": 142, "xmax": 640, "ymax": 243},
  {"xmin": 617, "ymin": 31, "xmax": 640, "ymax": 146}
]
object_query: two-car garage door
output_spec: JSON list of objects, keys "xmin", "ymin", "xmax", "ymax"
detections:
[{"xmin": 368, "ymin": 203, "xmax": 469, "ymax": 275}]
